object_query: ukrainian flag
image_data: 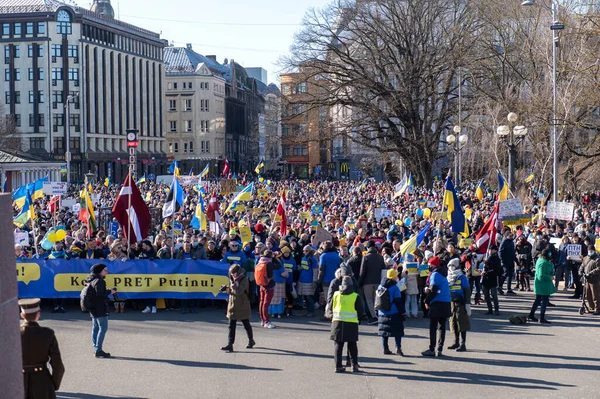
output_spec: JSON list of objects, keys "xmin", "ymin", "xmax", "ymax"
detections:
[
  {"xmin": 200, "ymin": 163, "xmax": 210, "ymax": 178},
  {"xmin": 190, "ymin": 193, "xmax": 207, "ymax": 230},
  {"xmin": 225, "ymin": 182, "xmax": 254, "ymax": 213},
  {"xmin": 13, "ymin": 190, "xmax": 35, "ymax": 228},
  {"xmin": 525, "ymin": 171, "xmax": 535, "ymax": 183},
  {"xmin": 498, "ymin": 171, "xmax": 509, "ymax": 201},
  {"xmin": 393, "ymin": 173, "xmax": 408, "ymax": 199},
  {"xmin": 104, "ymin": 177, "xmax": 111, "ymax": 187},
  {"xmin": 475, "ymin": 179, "xmax": 484, "ymax": 201},
  {"xmin": 400, "ymin": 222, "xmax": 431, "ymax": 260},
  {"xmin": 13, "ymin": 177, "xmax": 48, "ymax": 208},
  {"xmin": 443, "ymin": 176, "xmax": 470, "ymax": 237},
  {"xmin": 168, "ymin": 160, "xmax": 180, "ymax": 177},
  {"xmin": 254, "ymin": 159, "xmax": 265, "ymax": 174},
  {"xmin": 356, "ymin": 179, "xmax": 367, "ymax": 193},
  {"xmin": 137, "ymin": 175, "xmax": 146, "ymax": 184}
]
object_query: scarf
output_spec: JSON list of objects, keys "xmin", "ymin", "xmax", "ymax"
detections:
[
  {"xmin": 233, "ymin": 272, "xmax": 244, "ymax": 287},
  {"xmin": 447, "ymin": 267, "xmax": 463, "ymax": 285}
]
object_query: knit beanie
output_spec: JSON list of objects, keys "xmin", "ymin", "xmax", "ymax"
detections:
[{"xmin": 91, "ymin": 263, "xmax": 106, "ymax": 275}]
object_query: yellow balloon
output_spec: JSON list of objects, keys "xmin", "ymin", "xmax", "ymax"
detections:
[
  {"xmin": 55, "ymin": 230, "xmax": 66, "ymax": 241},
  {"xmin": 423, "ymin": 208, "xmax": 431, "ymax": 218},
  {"xmin": 47, "ymin": 232, "xmax": 56, "ymax": 242}
]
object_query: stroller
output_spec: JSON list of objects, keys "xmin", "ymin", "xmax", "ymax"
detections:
[{"xmin": 579, "ymin": 275, "xmax": 589, "ymax": 315}]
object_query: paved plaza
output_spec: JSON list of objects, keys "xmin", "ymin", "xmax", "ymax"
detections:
[{"xmin": 37, "ymin": 291, "xmax": 599, "ymax": 399}]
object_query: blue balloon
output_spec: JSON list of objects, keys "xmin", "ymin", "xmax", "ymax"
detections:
[
  {"xmin": 415, "ymin": 208, "xmax": 424, "ymax": 217},
  {"xmin": 404, "ymin": 217, "xmax": 412, "ymax": 226},
  {"xmin": 41, "ymin": 238, "xmax": 53, "ymax": 250}
]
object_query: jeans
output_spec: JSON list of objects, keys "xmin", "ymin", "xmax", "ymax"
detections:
[
  {"xmin": 530, "ymin": 295, "xmax": 549, "ymax": 319},
  {"xmin": 301, "ymin": 295, "xmax": 315, "ymax": 314},
  {"xmin": 361, "ymin": 284, "xmax": 377, "ymax": 318},
  {"xmin": 382, "ymin": 336, "xmax": 402, "ymax": 351},
  {"xmin": 91, "ymin": 316, "xmax": 108, "ymax": 352},
  {"xmin": 500, "ymin": 267, "xmax": 514, "ymax": 292},
  {"xmin": 428, "ymin": 316, "xmax": 447, "ymax": 351},
  {"xmin": 334, "ymin": 341, "xmax": 358, "ymax": 368},
  {"xmin": 259, "ymin": 288, "xmax": 274, "ymax": 323},
  {"xmin": 405, "ymin": 294, "xmax": 418, "ymax": 316},
  {"xmin": 469, "ymin": 277, "xmax": 482, "ymax": 302},
  {"xmin": 483, "ymin": 286, "xmax": 499, "ymax": 312},
  {"xmin": 570, "ymin": 264, "xmax": 583, "ymax": 297},
  {"xmin": 228, "ymin": 319, "xmax": 253, "ymax": 345},
  {"xmin": 554, "ymin": 266, "xmax": 570, "ymax": 289}
]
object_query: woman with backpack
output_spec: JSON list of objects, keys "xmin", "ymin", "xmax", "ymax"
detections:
[
  {"xmin": 254, "ymin": 250, "xmax": 276, "ymax": 328},
  {"xmin": 221, "ymin": 264, "xmax": 255, "ymax": 352},
  {"xmin": 376, "ymin": 269, "xmax": 407, "ymax": 356}
]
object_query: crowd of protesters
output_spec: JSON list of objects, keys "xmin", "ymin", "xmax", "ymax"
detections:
[{"xmin": 12, "ymin": 177, "xmax": 600, "ymax": 343}]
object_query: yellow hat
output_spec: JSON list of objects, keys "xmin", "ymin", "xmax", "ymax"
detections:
[
  {"xmin": 281, "ymin": 246, "xmax": 291, "ymax": 254},
  {"xmin": 387, "ymin": 268, "xmax": 399, "ymax": 279}
]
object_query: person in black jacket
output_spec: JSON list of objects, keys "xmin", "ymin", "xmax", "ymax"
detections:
[
  {"xmin": 87, "ymin": 263, "xmax": 116, "ymax": 358},
  {"xmin": 359, "ymin": 241, "xmax": 386, "ymax": 324},
  {"xmin": 515, "ymin": 235, "xmax": 533, "ymax": 291},
  {"xmin": 499, "ymin": 232, "xmax": 516, "ymax": 295},
  {"xmin": 482, "ymin": 245, "xmax": 502, "ymax": 315},
  {"xmin": 346, "ymin": 247, "xmax": 363, "ymax": 281}
]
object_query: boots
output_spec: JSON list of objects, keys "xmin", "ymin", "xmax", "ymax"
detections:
[
  {"xmin": 119, "ymin": 302, "xmax": 125, "ymax": 313},
  {"xmin": 114, "ymin": 302, "xmax": 119, "ymax": 313},
  {"xmin": 220, "ymin": 344, "xmax": 234, "ymax": 352}
]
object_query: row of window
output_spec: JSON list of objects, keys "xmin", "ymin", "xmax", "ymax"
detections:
[
  {"xmin": 4, "ymin": 45, "xmax": 45, "ymax": 60},
  {"xmin": 281, "ymin": 124, "xmax": 307, "ymax": 136},
  {"xmin": 4, "ymin": 67, "xmax": 78, "ymax": 82},
  {"xmin": 5, "ymin": 90, "xmax": 45, "ymax": 104},
  {"xmin": 168, "ymin": 120, "xmax": 212, "ymax": 133},
  {"xmin": 28, "ymin": 137, "xmax": 165, "ymax": 153},
  {"xmin": 281, "ymin": 82, "xmax": 307, "ymax": 95},
  {"xmin": 2, "ymin": 22, "xmax": 45, "ymax": 37},
  {"xmin": 282, "ymin": 145, "xmax": 308, "ymax": 157},
  {"xmin": 171, "ymin": 140, "xmax": 211, "ymax": 154},
  {"xmin": 51, "ymin": 44, "xmax": 78, "ymax": 59},
  {"xmin": 82, "ymin": 24, "xmax": 162, "ymax": 60},
  {"xmin": 166, "ymin": 81, "xmax": 218, "ymax": 92},
  {"xmin": 168, "ymin": 99, "xmax": 192, "ymax": 112}
]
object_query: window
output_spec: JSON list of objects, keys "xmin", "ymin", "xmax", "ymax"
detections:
[
  {"xmin": 15, "ymin": 114, "xmax": 21, "ymax": 127},
  {"xmin": 29, "ymin": 68, "xmax": 34, "ymax": 81},
  {"xmin": 206, "ymin": 120, "xmax": 209, "ymax": 132},
  {"xmin": 200, "ymin": 120, "xmax": 204, "ymax": 131},
  {"xmin": 28, "ymin": 45, "xmax": 34, "ymax": 57},
  {"xmin": 189, "ymin": 141, "xmax": 194, "ymax": 153},
  {"xmin": 39, "ymin": 114, "xmax": 44, "ymax": 126},
  {"xmin": 4, "ymin": 91, "xmax": 9, "ymax": 104},
  {"xmin": 51, "ymin": 45, "xmax": 61, "ymax": 57},
  {"xmin": 14, "ymin": 45, "xmax": 20, "ymax": 58},
  {"xmin": 282, "ymin": 125, "xmax": 290, "ymax": 136},
  {"xmin": 70, "ymin": 138, "xmax": 80, "ymax": 151},
  {"xmin": 29, "ymin": 114, "xmax": 35, "ymax": 126},
  {"xmin": 26, "ymin": 22, "xmax": 34, "ymax": 35},
  {"xmin": 67, "ymin": 45, "xmax": 78, "ymax": 58},
  {"xmin": 296, "ymin": 82, "xmax": 307, "ymax": 94},
  {"xmin": 52, "ymin": 67, "xmax": 63, "ymax": 80},
  {"xmin": 38, "ymin": 45, "xmax": 43, "ymax": 57},
  {"xmin": 2, "ymin": 24, "xmax": 9, "ymax": 37},
  {"xmin": 69, "ymin": 114, "xmax": 80, "ymax": 132},
  {"xmin": 4, "ymin": 46, "xmax": 9, "ymax": 59},
  {"xmin": 14, "ymin": 91, "xmax": 20, "ymax": 104},
  {"xmin": 201, "ymin": 141, "xmax": 204, "ymax": 152},
  {"xmin": 29, "ymin": 90, "xmax": 34, "ymax": 103},
  {"xmin": 293, "ymin": 145, "xmax": 307, "ymax": 156},
  {"xmin": 283, "ymin": 145, "xmax": 290, "ymax": 157},
  {"xmin": 38, "ymin": 68, "xmax": 44, "ymax": 80},
  {"xmin": 52, "ymin": 90, "xmax": 63, "ymax": 105},
  {"xmin": 37, "ymin": 22, "xmax": 45, "ymax": 35},
  {"xmin": 184, "ymin": 99, "xmax": 192, "ymax": 111},
  {"xmin": 52, "ymin": 114, "xmax": 64, "ymax": 127},
  {"xmin": 293, "ymin": 124, "xmax": 306, "ymax": 135},
  {"xmin": 53, "ymin": 137, "xmax": 64, "ymax": 151},
  {"xmin": 30, "ymin": 138, "xmax": 45, "ymax": 149},
  {"xmin": 189, "ymin": 82, "xmax": 193, "ymax": 89},
  {"xmin": 292, "ymin": 104, "xmax": 305, "ymax": 115},
  {"xmin": 169, "ymin": 100, "xmax": 176, "ymax": 111},
  {"xmin": 14, "ymin": 23, "xmax": 21, "ymax": 36},
  {"xmin": 56, "ymin": 11, "xmax": 72, "ymax": 35},
  {"xmin": 69, "ymin": 91, "xmax": 79, "ymax": 108},
  {"xmin": 184, "ymin": 143, "xmax": 188, "ymax": 153},
  {"xmin": 169, "ymin": 120, "xmax": 177, "ymax": 132},
  {"xmin": 183, "ymin": 82, "xmax": 187, "ymax": 89},
  {"xmin": 173, "ymin": 82, "xmax": 178, "ymax": 89},
  {"xmin": 38, "ymin": 91, "xmax": 44, "ymax": 103},
  {"xmin": 174, "ymin": 142, "xmax": 179, "ymax": 153},
  {"xmin": 205, "ymin": 99, "xmax": 209, "ymax": 112},
  {"xmin": 67, "ymin": 68, "xmax": 78, "ymax": 81},
  {"xmin": 206, "ymin": 141, "xmax": 210, "ymax": 153},
  {"xmin": 185, "ymin": 120, "xmax": 192, "ymax": 132},
  {"xmin": 14, "ymin": 69, "xmax": 20, "ymax": 81}
]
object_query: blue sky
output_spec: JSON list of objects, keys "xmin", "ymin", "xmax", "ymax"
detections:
[{"xmin": 76, "ymin": 0, "xmax": 332, "ymax": 84}]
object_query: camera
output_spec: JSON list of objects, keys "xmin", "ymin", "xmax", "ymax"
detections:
[{"xmin": 218, "ymin": 284, "xmax": 228, "ymax": 293}]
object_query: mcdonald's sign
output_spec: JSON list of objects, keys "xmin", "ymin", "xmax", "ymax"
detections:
[{"xmin": 340, "ymin": 163, "xmax": 349, "ymax": 173}]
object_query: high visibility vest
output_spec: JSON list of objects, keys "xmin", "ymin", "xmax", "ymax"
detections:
[{"xmin": 332, "ymin": 291, "xmax": 359, "ymax": 323}]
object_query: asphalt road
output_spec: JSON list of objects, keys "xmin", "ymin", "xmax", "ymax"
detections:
[{"xmin": 31, "ymin": 290, "xmax": 600, "ymax": 399}]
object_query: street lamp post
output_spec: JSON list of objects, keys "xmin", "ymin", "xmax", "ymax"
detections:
[
  {"xmin": 64, "ymin": 93, "xmax": 79, "ymax": 184},
  {"xmin": 446, "ymin": 126, "xmax": 468, "ymax": 186},
  {"xmin": 497, "ymin": 112, "xmax": 528, "ymax": 190},
  {"xmin": 522, "ymin": 0, "xmax": 561, "ymax": 199}
]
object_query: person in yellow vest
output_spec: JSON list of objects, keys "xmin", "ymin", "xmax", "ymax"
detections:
[{"xmin": 330, "ymin": 276, "xmax": 364, "ymax": 373}]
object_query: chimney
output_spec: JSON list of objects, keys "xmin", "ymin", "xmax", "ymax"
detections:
[
  {"xmin": 206, "ymin": 55, "xmax": 217, "ymax": 61},
  {"xmin": 186, "ymin": 43, "xmax": 192, "ymax": 50}
]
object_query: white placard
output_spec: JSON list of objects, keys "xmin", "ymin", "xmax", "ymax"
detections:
[
  {"xmin": 499, "ymin": 198, "xmax": 523, "ymax": 220},
  {"xmin": 62, "ymin": 199, "xmax": 76, "ymax": 210},
  {"xmin": 566, "ymin": 244, "xmax": 582, "ymax": 261},
  {"xmin": 427, "ymin": 201, "xmax": 437, "ymax": 209},
  {"xmin": 374, "ymin": 208, "xmax": 393, "ymax": 221},
  {"xmin": 72, "ymin": 203, "xmax": 80, "ymax": 212},
  {"xmin": 177, "ymin": 175, "xmax": 200, "ymax": 186},
  {"xmin": 546, "ymin": 201, "xmax": 574, "ymax": 221},
  {"xmin": 14, "ymin": 231, "xmax": 29, "ymax": 246},
  {"xmin": 91, "ymin": 193, "xmax": 101, "ymax": 205},
  {"xmin": 42, "ymin": 181, "xmax": 68, "ymax": 195},
  {"xmin": 549, "ymin": 237, "xmax": 562, "ymax": 248}
]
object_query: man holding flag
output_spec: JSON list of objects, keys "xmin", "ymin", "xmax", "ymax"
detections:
[
  {"xmin": 112, "ymin": 174, "xmax": 151, "ymax": 245},
  {"xmin": 443, "ymin": 176, "xmax": 469, "ymax": 239}
]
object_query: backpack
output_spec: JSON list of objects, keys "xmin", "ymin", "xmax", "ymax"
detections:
[
  {"xmin": 80, "ymin": 282, "xmax": 95, "ymax": 312},
  {"xmin": 254, "ymin": 261, "xmax": 270, "ymax": 287},
  {"xmin": 508, "ymin": 315, "xmax": 528, "ymax": 325},
  {"xmin": 375, "ymin": 286, "xmax": 391, "ymax": 311}
]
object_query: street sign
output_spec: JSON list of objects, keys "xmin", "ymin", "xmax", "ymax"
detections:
[
  {"xmin": 551, "ymin": 24, "xmax": 564, "ymax": 30},
  {"xmin": 42, "ymin": 181, "xmax": 68, "ymax": 195}
]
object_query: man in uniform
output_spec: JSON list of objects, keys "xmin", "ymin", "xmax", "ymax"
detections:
[{"xmin": 19, "ymin": 298, "xmax": 65, "ymax": 399}]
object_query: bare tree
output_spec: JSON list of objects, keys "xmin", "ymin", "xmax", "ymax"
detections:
[{"xmin": 0, "ymin": 103, "xmax": 21, "ymax": 152}]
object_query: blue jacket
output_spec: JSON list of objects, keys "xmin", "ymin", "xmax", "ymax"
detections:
[
  {"xmin": 281, "ymin": 256, "xmax": 297, "ymax": 285},
  {"xmin": 319, "ymin": 250, "xmax": 340, "ymax": 284},
  {"xmin": 221, "ymin": 250, "xmax": 247, "ymax": 266},
  {"xmin": 449, "ymin": 274, "xmax": 470, "ymax": 302},
  {"xmin": 298, "ymin": 255, "xmax": 317, "ymax": 283},
  {"xmin": 377, "ymin": 280, "xmax": 403, "ymax": 316},
  {"xmin": 429, "ymin": 271, "xmax": 451, "ymax": 304}
]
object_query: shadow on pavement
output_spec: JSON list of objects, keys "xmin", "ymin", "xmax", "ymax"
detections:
[
  {"xmin": 57, "ymin": 394, "xmax": 146, "ymax": 399},
  {"xmin": 253, "ymin": 347, "xmax": 414, "ymax": 365},
  {"xmin": 115, "ymin": 356, "xmax": 281, "ymax": 371},
  {"xmin": 360, "ymin": 368, "xmax": 575, "ymax": 390},
  {"xmin": 487, "ymin": 350, "xmax": 600, "ymax": 363},
  {"xmin": 439, "ymin": 354, "xmax": 600, "ymax": 371}
]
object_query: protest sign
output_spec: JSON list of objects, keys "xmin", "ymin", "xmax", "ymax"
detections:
[
  {"xmin": 405, "ymin": 262, "xmax": 418, "ymax": 275},
  {"xmin": 177, "ymin": 176, "xmax": 199, "ymax": 186},
  {"xmin": 42, "ymin": 181, "xmax": 68, "ymax": 195},
  {"xmin": 173, "ymin": 223, "xmax": 183, "ymax": 236},
  {"xmin": 314, "ymin": 226, "xmax": 332, "ymax": 244},
  {"xmin": 546, "ymin": 201, "xmax": 574, "ymax": 221},
  {"xmin": 220, "ymin": 179, "xmax": 235, "ymax": 194},
  {"xmin": 15, "ymin": 231, "xmax": 29, "ymax": 246},
  {"xmin": 566, "ymin": 244, "xmax": 582, "ymax": 261},
  {"xmin": 239, "ymin": 226, "xmax": 252, "ymax": 243},
  {"xmin": 374, "ymin": 208, "xmax": 393, "ymax": 221},
  {"xmin": 499, "ymin": 198, "xmax": 523, "ymax": 221}
]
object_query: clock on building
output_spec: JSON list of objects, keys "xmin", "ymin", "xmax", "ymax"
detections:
[{"xmin": 126, "ymin": 130, "xmax": 138, "ymax": 147}]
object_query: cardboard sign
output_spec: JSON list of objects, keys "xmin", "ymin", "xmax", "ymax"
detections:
[
  {"xmin": 15, "ymin": 231, "xmax": 30, "ymax": 246},
  {"xmin": 566, "ymin": 244, "xmax": 582, "ymax": 261},
  {"xmin": 220, "ymin": 179, "xmax": 236, "ymax": 194},
  {"xmin": 546, "ymin": 201, "xmax": 574, "ymax": 221},
  {"xmin": 62, "ymin": 199, "xmax": 76, "ymax": 210},
  {"xmin": 499, "ymin": 198, "xmax": 523, "ymax": 221},
  {"xmin": 300, "ymin": 212, "xmax": 311, "ymax": 221},
  {"xmin": 311, "ymin": 205, "xmax": 324, "ymax": 214},
  {"xmin": 405, "ymin": 262, "xmax": 418, "ymax": 275},
  {"xmin": 257, "ymin": 189, "xmax": 269, "ymax": 199},
  {"xmin": 239, "ymin": 226, "xmax": 252, "ymax": 243},
  {"xmin": 314, "ymin": 226, "xmax": 332, "ymax": 244},
  {"xmin": 458, "ymin": 238, "xmax": 473, "ymax": 249},
  {"xmin": 42, "ymin": 181, "xmax": 68, "ymax": 195},
  {"xmin": 549, "ymin": 237, "xmax": 562, "ymax": 249},
  {"xmin": 427, "ymin": 201, "xmax": 437, "ymax": 209},
  {"xmin": 596, "ymin": 238, "xmax": 600, "ymax": 253},
  {"xmin": 374, "ymin": 208, "xmax": 393, "ymax": 221},
  {"xmin": 418, "ymin": 264, "xmax": 429, "ymax": 277},
  {"xmin": 91, "ymin": 194, "xmax": 101, "ymax": 205}
]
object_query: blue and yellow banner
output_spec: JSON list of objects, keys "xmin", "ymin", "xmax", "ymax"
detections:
[{"xmin": 17, "ymin": 259, "xmax": 230, "ymax": 300}]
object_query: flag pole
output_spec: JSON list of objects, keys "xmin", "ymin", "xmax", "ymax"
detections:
[
  {"xmin": 127, "ymin": 165, "xmax": 132, "ymax": 255},
  {"xmin": 435, "ymin": 169, "xmax": 452, "ymax": 247}
]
